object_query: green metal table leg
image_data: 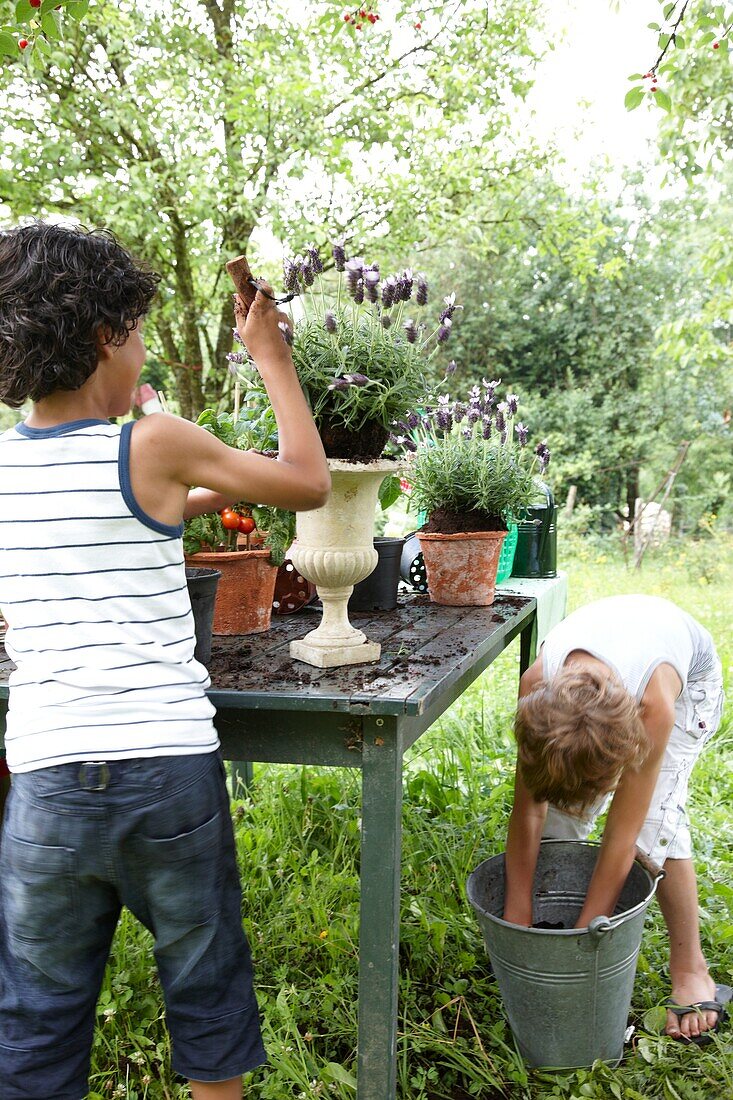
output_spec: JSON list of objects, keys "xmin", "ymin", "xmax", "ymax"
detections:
[
  {"xmin": 230, "ymin": 759, "xmax": 254, "ymax": 796},
  {"xmin": 357, "ymin": 716, "xmax": 403, "ymax": 1100}
]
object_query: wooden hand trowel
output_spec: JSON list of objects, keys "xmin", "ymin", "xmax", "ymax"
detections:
[{"xmin": 225, "ymin": 255, "xmax": 259, "ymax": 316}]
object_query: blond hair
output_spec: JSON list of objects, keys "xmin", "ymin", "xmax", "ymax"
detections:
[{"xmin": 515, "ymin": 667, "xmax": 648, "ymax": 813}]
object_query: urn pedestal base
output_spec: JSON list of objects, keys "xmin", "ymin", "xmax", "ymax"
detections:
[
  {"xmin": 288, "ymin": 458, "xmax": 399, "ymax": 669},
  {"xmin": 290, "ymin": 638, "xmax": 381, "ymax": 668}
]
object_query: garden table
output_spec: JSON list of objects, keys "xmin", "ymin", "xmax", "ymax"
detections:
[{"xmin": 0, "ymin": 588, "xmax": 561, "ymax": 1100}]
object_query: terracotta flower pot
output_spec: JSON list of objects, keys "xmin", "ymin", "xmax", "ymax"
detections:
[
  {"xmin": 417, "ymin": 530, "xmax": 507, "ymax": 606},
  {"xmin": 184, "ymin": 550, "xmax": 278, "ymax": 635}
]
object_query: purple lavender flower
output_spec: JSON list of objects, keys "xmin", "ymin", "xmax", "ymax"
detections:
[
  {"xmin": 515, "ymin": 422, "xmax": 529, "ymax": 447},
  {"xmin": 324, "ymin": 310, "xmax": 337, "ymax": 334},
  {"xmin": 494, "ymin": 405, "xmax": 506, "ymax": 434},
  {"xmin": 436, "ymin": 395, "xmax": 453, "ymax": 433},
  {"xmin": 535, "ymin": 440, "xmax": 551, "ymax": 473},
  {"xmin": 226, "ymin": 351, "xmax": 247, "ymax": 366},
  {"xmin": 305, "ymin": 243, "xmax": 323, "ymax": 274},
  {"xmin": 470, "ymin": 385, "xmax": 481, "ymax": 402},
  {"xmin": 343, "ymin": 373, "xmax": 370, "ymax": 386},
  {"xmin": 437, "ymin": 319, "xmax": 452, "ymax": 344},
  {"xmin": 404, "ymin": 319, "xmax": 418, "ymax": 344},
  {"xmin": 278, "ymin": 321, "xmax": 293, "ymax": 346},
  {"xmin": 405, "ymin": 410, "xmax": 420, "ymax": 430},
  {"xmin": 283, "ymin": 258, "xmax": 299, "ymax": 294},
  {"xmin": 381, "ymin": 277, "xmax": 397, "ymax": 309},
  {"xmin": 344, "ymin": 257, "xmax": 364, "ymax": 295},
  {"xmin": 389, "ymin": 433, "xmax": 417, "ymax": 453},
  {"xmin": 353, "ymin": 280, "xmax": 365, "ymax": 304},
  {"xmin": 328, "ymin": 377, "xmax": 350, "ymax": 391},
  {"xmin": 482, "ymin": 416, "xmax": 492, "ymax": 440},
  {"xmin": 506, "ymin": 393, "xmax": 519, "ymax": 416},
  {"xmin": 332, "ymin": 241, "xmax": 346, "ymax": 271},
  {"xmin": 232, "ymin": 327, "xmax": 245, "ymax": 347},
  {"xmin": 364, "ymin": 269, "xmax": 380, "ymax": 303},
  {"xmin": 467, "ymin": 405, "xmax": 481, "ymax": 424},
  {"xmin": 446, "ymin": 359, "xmax": 457, "ymax": 375},
  {"xmin": 416, "ymin": 273, "xmax": 428, "ymax": 306},
  {"xmin": 381, "ymin": 313, "xmax": 393, "ymax": 329},
  {"xmin": 453, "ymin": 402, "xmax": 466, "ymax": 423},
  {"xmin": 462, "ymin": 427, "xmax": 472, "ymax": 440},
  {"xmin": 398, "ymin": 269, "xmax": 414, "ymax": 302},
  {"xmin": 301, "ymin": 260, "xmax": 315, "ymax": 287},
  {"xmin": 440, "ymin": 292, "xmax": 457, "ymax": 322}
]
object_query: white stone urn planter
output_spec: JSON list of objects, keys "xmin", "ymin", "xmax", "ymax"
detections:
[{"xmin": 290, "ymin": 458, "xmax": 399, "ymax": 668}]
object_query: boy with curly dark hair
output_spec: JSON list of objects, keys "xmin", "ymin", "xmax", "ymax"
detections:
[
  {"xmin": 503, "ymin": 595, "xmax": 728, "ymax": 1045},
  {"xmin": 0, "ymin": 220, "xmax": 331, "ymax": 1099}
]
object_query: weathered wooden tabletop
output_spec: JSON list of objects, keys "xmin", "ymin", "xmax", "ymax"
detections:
[{"xmin": 0, "ymin": 591, "xmax": 534, "ymax": 719}]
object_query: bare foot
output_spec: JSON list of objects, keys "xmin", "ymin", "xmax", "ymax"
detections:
[{"xmin": 666, "ymin": 969, "xmax": 720, "ymax": 1041}]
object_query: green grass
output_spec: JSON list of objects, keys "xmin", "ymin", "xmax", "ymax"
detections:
[{"xmin": 89, "ymin": 534, "xmax": 733, "ymax": 1099}]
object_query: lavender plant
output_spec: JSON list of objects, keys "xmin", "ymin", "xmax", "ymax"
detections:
[
  {"xmin": 236, "ymin": 245, "xmax": 460, "ymax": 454},
  {"xmin": 405, "ymin": 380, "xmax": 551, "ymax": 529}
]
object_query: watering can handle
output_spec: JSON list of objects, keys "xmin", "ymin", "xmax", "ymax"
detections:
[{"xmin": 536, "ymin": 480, "xmax": 554, "ymax": 559}]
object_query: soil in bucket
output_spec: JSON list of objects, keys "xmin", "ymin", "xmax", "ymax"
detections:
[
  {"xmin": 466, "ymin": 840, "xmax": 663, "ymax": 1070},
  {"xmin": 349, "ymin": 537, "xmax": 405, "ymax": 612},
  {"xmin": 318, "ymin": 415, "xmax": 389, "ymax": 463},
  {"xmin": 185, "ymin": 567, "xmax": 221, "ymax": 665}
]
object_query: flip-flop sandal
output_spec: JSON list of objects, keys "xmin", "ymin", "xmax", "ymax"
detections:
[{"xmin": 666, "ymin": 984, "xmax": 732, "ymax": 1046}]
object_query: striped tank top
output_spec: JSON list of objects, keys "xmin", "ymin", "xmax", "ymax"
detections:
[
  {"xmin": 0, "ymin": 418, "xmax": 218, "ymax": 773},
  {"xmin": 541, "ymin": 594, "xmax": 716, "ymax": 701}
]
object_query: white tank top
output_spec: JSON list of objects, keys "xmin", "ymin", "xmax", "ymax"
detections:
[
  {"xmin": 0, "ymin": 418, "xmax": 218, "ymax": 773},
  {"xmin": 541, "ymin": 595, "xmax": 716, "ymax": 701}
]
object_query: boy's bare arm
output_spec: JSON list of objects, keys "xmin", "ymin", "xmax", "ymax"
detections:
[
  {"xmin": 575, "ymin": 683, "xmax": 676, "ymax": 926},
  {"xmin": 131, "ymin": 288, "xmax": 330, "ymax": 518},
  {"xmin": 503, "ymin": 657, "xmax": 548, "ymax": 926},
  {"xmin": 503, "ymin": 765, "xmax": 548, "ymax": 925}
]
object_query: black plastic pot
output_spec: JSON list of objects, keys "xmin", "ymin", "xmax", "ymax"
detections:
[
  {"xmin": 349, "ymin": 537, "xmax": 405, "ymax": 612},
  {"xmin": 185, "ymin": 567, "xmax": 221, "ymax": 665}
]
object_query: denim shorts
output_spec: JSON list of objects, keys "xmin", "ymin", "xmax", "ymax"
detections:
[
  {"xmin": 0, "ymin": 750, "xmax": 266, "ymax": 1099},
  {"xmin": 543, "ymin": 655, "xmax": 726, "ymax": 864}
]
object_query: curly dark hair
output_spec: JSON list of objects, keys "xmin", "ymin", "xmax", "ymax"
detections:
[{"xmin": 0, "ymin": 221, "xmax": 160, "ymax": 408}]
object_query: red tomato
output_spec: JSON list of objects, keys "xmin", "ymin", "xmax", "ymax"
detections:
[
  {"xmin": 238, "ymin": 515, "xmax": 256, "ymax": 535},
  {"xmin": 220, "ymin": 510, "xmax": 240, "ymax": 530}
]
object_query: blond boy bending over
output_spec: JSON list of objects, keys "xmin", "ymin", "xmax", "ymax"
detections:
[{"xmin": 503, "ymin": 594, "xmax": 729, "ymax": 1045}]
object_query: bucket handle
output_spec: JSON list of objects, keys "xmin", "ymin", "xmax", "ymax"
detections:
[{"xmin": 587, "ymin": 915, "xmax": 613, "ymax": 945}]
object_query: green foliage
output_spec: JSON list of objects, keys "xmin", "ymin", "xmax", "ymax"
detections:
[
  {"xmin": 291, "ymin": 314, "xmax": 428, "ymax": 434},
  {"xmin": 1, "ymin": 0, "xmax": 90, "ymax": 65},
  {"xmin": 0, "ymin": 0, "xmax": 549, "ymax": 420},
  {"xmin": 408, "ymin": 387, "xmax": 544, "ymax": 523},
  {"xmin": 183, "ymin": 405, "xmax": 295, "ymax": 566}
]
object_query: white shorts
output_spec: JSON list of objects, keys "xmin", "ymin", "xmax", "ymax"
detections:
[{"xmin": 542, "ymin": 654, "xmax": 725, "ymax": 865}]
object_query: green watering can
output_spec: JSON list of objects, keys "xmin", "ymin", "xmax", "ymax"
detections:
[{"xmin": 512, "ymin": 481, "xmax": 557, "ymax": 579}]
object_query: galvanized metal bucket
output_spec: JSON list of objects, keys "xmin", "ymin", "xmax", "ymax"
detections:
[{"xmin": 466, "ymin": 840, "xmax": 664, "ymax": 1069}]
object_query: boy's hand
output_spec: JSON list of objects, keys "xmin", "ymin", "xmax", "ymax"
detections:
[{"xmin": 234, "ymin": 285, "xmax": 293, "ymax": 373}]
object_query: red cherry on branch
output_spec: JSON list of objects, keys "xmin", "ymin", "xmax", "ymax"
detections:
[
  {"xmin": 712, "ymin": 41, "xmax": 720, "ymax": 49},
  {"xmin": 650, "ymin": 87, "xmax": 659, "ymax": 93},
  {"xmin": 30, "ymin": 0, "xmax": 41, "ymax": 7},
  {"xmin": 415, "ymin": 22, "xmax": 422, "ymax": 29},
  {"xmin": 18, "ymin": 38, "xmax": 28, "ymax": 49}
]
